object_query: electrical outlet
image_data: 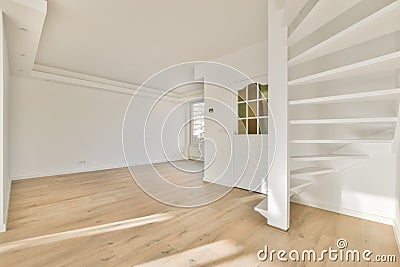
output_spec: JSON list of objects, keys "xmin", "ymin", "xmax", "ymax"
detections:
[{"xmin": 79, "ymin": 160, "xmax": 86, "ymax": 164}]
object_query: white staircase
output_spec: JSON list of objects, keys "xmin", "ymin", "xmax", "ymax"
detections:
[
  {"xmin": 290, "ymin": 167, "xmax": 336, "ymax": 178},
  {"xmin": 255, "ymin": 0, "xmax": 400, "ymax": 227}
]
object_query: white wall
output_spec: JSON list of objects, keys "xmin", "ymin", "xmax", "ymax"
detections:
[
  {"xmin": 198, "ymin": 41, "xmax": 268, "ymax": 187},
  {"xmin": 0, "ymin": 12, "xmax": 11, "ymax": 232},
  {"xmin": 10, "ymin": 41, "xmax": 267, "ymax": 183},
  {"xmin": 10, "ymin": 76, "xmax": 186, "ymax": 179},
  {"xmin": 202, "ymin": 82, "xmax": 235, "ymax": 187},
  {"xmin": 123, "ymin": 88, "xmax": 187, "ymax": 166},
  {"xmin": 213, "ymin": 40, "xmax": 267, "ymax": 80}
]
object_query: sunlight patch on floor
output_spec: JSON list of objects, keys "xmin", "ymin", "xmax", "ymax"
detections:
[{"xmin": 0, "ymin": 213, "xmax": 172, "ymax": 253}]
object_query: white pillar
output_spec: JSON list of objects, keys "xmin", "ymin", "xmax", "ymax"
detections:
[{"xmin": 267, "ymin": 0, "xmax": 290, "ymax": 230}]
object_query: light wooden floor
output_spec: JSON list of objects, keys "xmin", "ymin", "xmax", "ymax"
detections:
[{"xmin": 0, "ymin": 161, "xmax": 398, "ymax": 266}]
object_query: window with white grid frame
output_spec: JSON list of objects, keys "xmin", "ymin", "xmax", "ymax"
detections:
[
  {"xmin": 191, "ymin": 101, "xmax": 205, "ymax": 144},
  {"xmin": 237, "ymin": 83, "xmax": 268, "ymax": 135}
]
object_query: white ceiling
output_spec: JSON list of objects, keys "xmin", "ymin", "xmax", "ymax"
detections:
[
  {"xmin": 35, "ymin": 0, "xmax": 267, "ymax": 88},
  {"xmin": 2, "ymin": 0, "xmax": 46, "ymax": 77}
]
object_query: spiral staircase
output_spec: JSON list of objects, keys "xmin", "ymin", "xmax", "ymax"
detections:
[{"xmin": 255, "ymin": 0, "xmax": 400, "ymax": 229}]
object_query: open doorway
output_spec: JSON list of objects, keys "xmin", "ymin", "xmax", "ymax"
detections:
[{"xmin": 188, "ymin": 101, "xmax": 205, "ymax": 161}]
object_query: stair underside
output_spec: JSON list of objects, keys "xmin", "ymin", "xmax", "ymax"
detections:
[
  {"xmin": 290, "ymin": 117, "xmax": 397, "ymax": 124},
  {"xmin": 288, "ymin": 1, "xmax": 400, "ymax": 66},
  {"xmin": 288, "ymin": 0, "xmax": 363, "ymax": 45},
  {"xmin": 289, "ymin": 51, "xmax": 400, "ymax": 86},
  {"xmin": 290, "ymin": 88, "xmax": 400, "ymax": 105},
  {"xmin": 291, "ymin": 139, "xmax": 392, "ymax": 144}
]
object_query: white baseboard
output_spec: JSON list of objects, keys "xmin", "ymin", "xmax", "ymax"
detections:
[
  {"xmin": 291, "ymin": 197, "xmax": 393, "ymax": 225},
  {"xmin": 11, "ymin": 164, "xmax": 127, "ymax": 181},
  {"xmin": 5, "ymin": 179, "xmax": 11, "ymax": 226},
  {"xmin": 0, "ymin": 223, "xmax": 6, "ymax": 233},
  {"xmin": 129, "ymin": 157, "xmax": 185, "ymax": 167},
  {"xmin": 11, "ymin": 158, "xmax": 186, "ymax": 181},
  {"xmin": 393, "ymin": 219, "xmax": 400, "ymax": 254}
]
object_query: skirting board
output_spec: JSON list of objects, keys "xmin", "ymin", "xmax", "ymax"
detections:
[
  {"xmin": 11, "ymin": 164, "xmax": 127, "ymax": 180},
  {"xmin": 393, "ymin": 220, "xmax": 400, "ymax": 254},
  {"xmin": 0, "ymin": 223, "xmax": 5, "ymax": 233},
  {"xmin": 4, "ymin": 179, "xmax": 11, "ymax": 227},
  {"xmin": 11, "ymin": 158, "xmax": 185, "ymax": 181},
  {"xmin": 291, "ymin": 197, "xmax": 393, "ymax": 225}
]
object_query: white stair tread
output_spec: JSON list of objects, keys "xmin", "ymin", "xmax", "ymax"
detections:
[
  {"xmin": 291, "ymin": 178, "xmax": 313, "ymax": 191},
  {"xmin": 290, "ymin": 88, "xmax": 400, "ymax": 105},
  {"xmin": 291, "ymin": 154, "xmax": 369, "ymax": 161},
  {"xmin": 291, "ymin": 167, "xmax": 336, "ymax": 178},
  {"xmin": 254, "ymin": 197, "xmax": 268, "ymax": 218},
  {"xmin": 290, "ymin": 117, "xmax": 397, "ymax": 124},
  {"xmin": 288, "ymin": 0, "xmax": 363, "ymax": 46},
  {"xmin": 288, "ymin": 1, "xmax": 400, "ymax": 66},
  {"xmin": 291, "ymin": 139, "xmax": 392, "ymax": 144},
  {"xmin": 288, "ymin": 51, "xmax": 400, "ymax": 86}
]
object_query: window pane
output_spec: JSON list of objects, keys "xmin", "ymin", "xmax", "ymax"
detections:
[
  {"xmin": 248, "ymin": 119, "xmax": 257, "ymax": 134},
  {"xmin": 238, "ymin": 119, "xmax": 246, "ymax": 134},
  {"xmin": 248, "ymin": 101, "xmax": 257, "ymax": 118},
  {"xmin": 259, "ymin": 100, "xmax": 268, "ymax": 116},
  {"xmin": 259, "ymin": 118, "xmax": 268, "ymax": 134},
  {"xmin": 191, "ymin": 101, "xmax": 204, "ymax": 143},
  {"xmin": 238, "ymin": 103, "xmax": 246, "ymax": 118},
  {"xmin": 248, "ymin": 83, "xmax": 257, "ymax": 100},
  {"xmin": 259, "ymin": 84, "xmax": 268, "ymax": 99},
  {"xmin": 238, "ymin": 87, "xmax": 246, "ymax": 102}
]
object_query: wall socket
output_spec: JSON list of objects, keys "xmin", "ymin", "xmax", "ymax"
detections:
[{"xmin": 79, "ymin": 160, "xmax": 86, "ymax": 164}]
